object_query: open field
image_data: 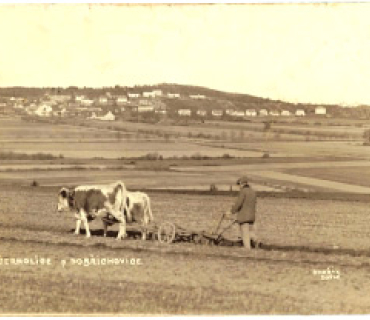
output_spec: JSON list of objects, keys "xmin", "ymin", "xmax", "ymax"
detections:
[
  {"xmin": 2, "ymin": 118, "xmax": 369, "ymax": 160},
  {"xmin": 2, "ymin": 116, "xmax": 370, "ymax": 314},
  {"xmin": 204, "ymin": 140, "xmax": 370, "ymax": 159},
  {"xmin": 1, "ymin": 186, "xmax": 370, "ymax": 314},
  {"xmin": 286, "ymin": 166, "xmax": 370, "ymax": 188}
]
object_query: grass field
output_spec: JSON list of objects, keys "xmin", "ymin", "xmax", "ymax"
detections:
[
  {"xmin": 0, "ymin": 140, "xmax": 264, "ymax": 159},
  {"xmin": 0, "ymin": 168, "xmax": 280, "ymax": 192},
  {"xmin": 0, "ymin": 118, "xmax": 270, "ymax": 158},
  {"xmin": 1, "ymin": 186, "xmax": 370, "ymax": 314},
  {"xmin": 0, "ymin": 118, "xmax": 124, "ymax": 140}
]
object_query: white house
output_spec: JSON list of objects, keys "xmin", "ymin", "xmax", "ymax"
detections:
[
  {"xmin": 269, "ymin": 110, "xmax": 280, "ymax": 117},
  {"xmin": 152, "ymin": 90, "xmax": 162, "ymax": 96},
  {"xmin": 143, "ymin": 91, "xmax": 156, "ymax": 98},
  {"xmin": 139, "ymin": 99, "xmax": 151, "ymax": 106},
  {"xmin": 196, "ymin": 110, "xmax": 207, "ymax": 117},
  {"xmin": 98, "ymin": 96, "xmax": 108, "ymax": 105},
  {"xmin": 128, "ymin": 93, "xmax": 141, "ymax": 98},
  {"xmin": 212, "ymin": 110, "xmax": 223, "ymax": 117},
  {"xmin": 259, "ymin": 109, "xmax": 268, "ymax": 116},
  {"xmin": 100, "ymin": 111, "xmax": 115, "ymax": 121},
  {"xmin": 281, "ymin": 110, "xmax": 291, "ymax": 116},
  {"xmin": 190, "ymin": 94, "xmax": 206, "ymax": 99},
  {"xmin": 142, "ymin": 90, "xmax": 162, "ymax": 98},
  {"xmin": 35, "ymin": 105, "xmax": 53, "ymax": 117},
  {"xmin": 137, "ymin": 106, "xmax": 155, "ymax": 113},
  {"xmin": 232, "ymin": 111, "xmax": 245, "ymax": 117},
  {"xmin": 178, "ymin": 109, "xmax": 192, "ymax": 116},
  {"xmin": 315, "ymin": 106, "xmax": 327, "ymax": 115},
  {"xmin": 296, "ymin": 109, "xmax": 306, "ymax": 117},
  {"xmin": 49, "ymin": 94, "xmax": 71, "ymax": 102},
  {"xmin": 155, "ymin": 110, "xmax": 167, "ymax": 115},
  {"xmin": 245, "ymin": 109, "xmax": 257, "ymax": 117},
  {"xmin": 116, "ymin": 96, "xmax": 128, "ymax": 105},
  {"xmin": 167, "ymin": 93, "xmax": 180, "ymax": 98},
  {"xmin": 81, "ymin": 99, "xmax": 94, "ymax": 106}
]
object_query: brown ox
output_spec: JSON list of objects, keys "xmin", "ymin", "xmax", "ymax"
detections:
[{"xmin": 57, "ymin": 181, "xmax": 130, "ymax": 240}]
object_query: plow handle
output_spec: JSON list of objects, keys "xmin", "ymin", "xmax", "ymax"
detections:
[{"xmin": 213, "ymin": 213, "xmax": 225, "ymax": 235}]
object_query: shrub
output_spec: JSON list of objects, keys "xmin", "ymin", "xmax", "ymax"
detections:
[
  {"xmin": 31, "ymin": 180, "xmax": 39, "ymax": 187},
  {"xmin": 141, "ymin": 152, "xmax": 162, "ymax": 160},
  {"xmin": 0, "ymin": 151, "xmax": 59, "ymax": 160},
  {"xmin": 210, "ymin": 184, "xmax": 218, "ymax": 192},
  {"xmin": 363, "ymin": 129, "xmax": 370, "ymax": 145},
  {"xmin": 262, "ymin": 152, "xmax": 270, "ymax": 158},
  {"xmin": 263, "ymin": 121, "xmax": 271, "ymax": 131}
]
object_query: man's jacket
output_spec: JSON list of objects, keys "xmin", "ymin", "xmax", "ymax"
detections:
[{"xmin": 231, "ymin": 186, "xmax": 256, "ymax": 223}]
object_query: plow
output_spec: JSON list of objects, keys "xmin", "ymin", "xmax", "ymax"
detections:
[{"xmin": 113, "ymin": 213, "xmax": 261, "ymax": 248}]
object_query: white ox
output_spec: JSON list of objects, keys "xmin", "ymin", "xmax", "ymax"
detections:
[
  {"xmin": 57, "ymin": 181, "xmax": 131, "ymax": 240},
  {"xmin": 104, "ymin": 191, "xmax": 154, "ymax": 240},
  {"xmin": 126, "ymin": 191, "xmax": 154, "ymax": 240}
]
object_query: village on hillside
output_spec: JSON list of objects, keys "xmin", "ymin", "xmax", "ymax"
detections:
[{"xmin": 0, "ymin": 86, "xmax": 335, "ymax": 122}]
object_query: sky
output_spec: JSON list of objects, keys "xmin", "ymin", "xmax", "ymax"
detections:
[{"xmin": 1, "ymin": 4, "xmax": 370, "ymax": 105}]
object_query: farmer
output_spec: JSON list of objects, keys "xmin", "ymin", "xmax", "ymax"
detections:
[{"xmin": 225, "ymin": 176, "xmax": 257, "ymax": 250}]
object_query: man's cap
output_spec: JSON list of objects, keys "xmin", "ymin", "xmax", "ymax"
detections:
[{"xmin": 236, "ymin": 176, "xmax": 249, "ymax": 185}]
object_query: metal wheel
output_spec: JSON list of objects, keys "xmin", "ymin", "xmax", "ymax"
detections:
[{"xmin": 157, "ymin": 222, "xmax": 176, "ymax": 244}]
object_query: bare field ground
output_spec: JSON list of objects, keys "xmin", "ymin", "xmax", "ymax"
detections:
[{"xmin": 1, "ymin": 186, "xmax": 370, "ymax": 314}]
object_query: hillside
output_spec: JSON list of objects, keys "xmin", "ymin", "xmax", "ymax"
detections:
[{"xmin": 1, "ymin": 83, "xmax": 369, "ymax": 118}]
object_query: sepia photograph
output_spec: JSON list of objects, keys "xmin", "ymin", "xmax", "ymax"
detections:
[{"xmin": 1, "ymin": 2, "xmax": 370, "ymax": 315}]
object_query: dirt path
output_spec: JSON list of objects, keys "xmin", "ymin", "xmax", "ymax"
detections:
[
  {"xmin": 251, "ymin": 171, "xmax": 370, "ymax": 194},
  {"xmin": 174, "ymin": 160, "xmax": 370, "ymax": 193}
]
